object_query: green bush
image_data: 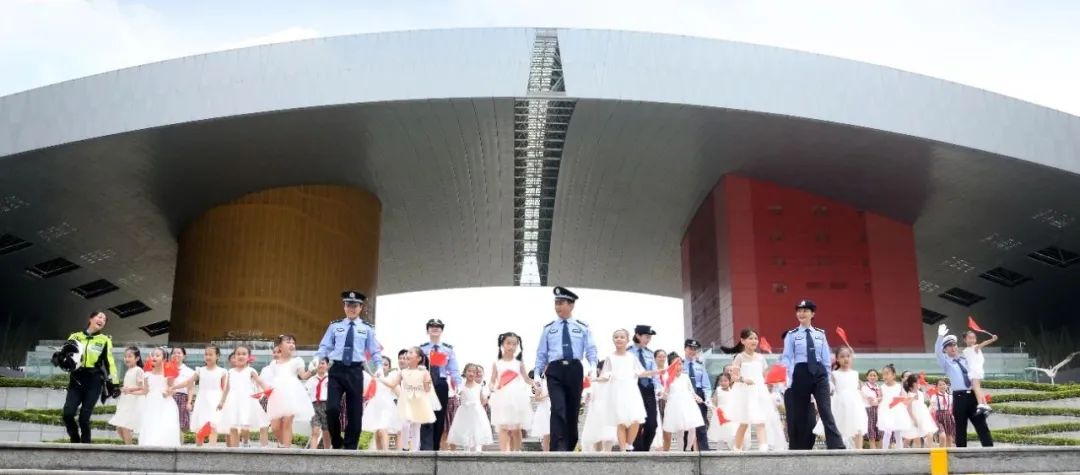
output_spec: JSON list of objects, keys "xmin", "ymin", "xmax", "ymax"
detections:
[
  {"xmin": 0, "ymin": 409, "xmax": 112, "ymax": 431},
  {"xmin": 0, "ymin": 377, "xmax": 67, "ymax": 390},
  {"xmin": 1000, "ymin": 422, "xmax": 1080, "ymax": 435},
  {"xmin": 967, "ymin": 431, "xmax": 1080, "ymax": 446},
  {"xmin": 981, "ymin": 380, "xmax": 1080, "ymax": 392},
  {"xmin": 988, "ymin": 390, "xmax": 1080, "ymax": 403},
  {"xmin": 48, "ymin": 430, "xmax": 374, "ymax": 449},
  {"xmin": 24, "ymin": 406, "xmax": 116, "ymax": 416},
  {"xmin": 992, "ymin": 405, "xmax": 1080, "ymax": 417}
]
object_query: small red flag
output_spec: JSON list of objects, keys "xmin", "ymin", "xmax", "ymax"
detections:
[
  {"xmin": 498, "ymin": 370, "xmax": 519, "ymax": 388},
  {"xmin": 364, "ymin": 379, "xmax": 377, "ymax": 400},
  {"xmin": 765, "ymin": 364, "xmax": 787, "ymax": 385},
  {"xmin": 835, "ymin": 327, "xmax": 852, "ymax": 349},
  {"xmin": 716, "ymin": 408, "xmax": 731, "ymax": 425},
  {"xmin": 582, "ymin": 377, "xmax": 591, "ymax": 390},
  {"xmin": 664, "ymin": 358, "xmax": 683, "ymax": 390},
  {"xmin": 985, "ymin": 394, "xmax": 992, "ymax": 404},
  {"xmin": 195, "ymin": 422, "xmax": 212, "ymax": 443},
  {"xmin": 759, "ymin": 337, "xmax": 773, "ymax": 354},
  {"xmin": 429, "ymin": 351, "xmax": 448, "ymax": 367},
  {"xmin": 918, "ymin": 372, "xmax": 928, "ymax": 387},
  {"xmin": 967, "ymin": 315, "xmax": 986, "ymax": 333},
  {"xmin": 143, "ymin": 360, "xmax": 153, "ymax": 371},
  {"xmin": 927, "ymin": 387, "xmax": 939, "ymax": 398},
  {"xmin": 250, "ymin": 388, "xmax": 273, "ymax": 399},
  {"xmin": 164, "ymin": 362, "xmax": 179, "ymax": 379},
  {"xmin": 889, "ymin": 396, "xmax": 906, "ymax": 408}
]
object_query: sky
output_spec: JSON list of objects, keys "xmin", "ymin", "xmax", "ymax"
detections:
[{"xmin": 3, "ymin": 1, "xmax": 1079, "ymax": 364}]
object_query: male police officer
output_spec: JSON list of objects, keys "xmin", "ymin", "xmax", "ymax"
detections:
[
  {"xmin": 419, "ymin": 318, "xmax": 461, "ymax": 451},
  {"xmin": 534, "ymin": 286, "xmax": 597, "ymax": 451},
  {"xmin": 935, "ymin": 324, "xmax": 994, "ymax": 447},
  {"xmin": 315, "ymin": 291, "xmax": 381, "ymax": 450},
  {"xmin": 780, "ymin": 299, "xmax": 844, "ymax": 449},
  {"xmin": 54, "ymin": 311, "xmax": 120, "ymax": 443},
  {"xmin": 630, "ymin": 324, "xmax": 662, "ymax": 451},
  {"xmin": 682, "ymin": 339, "xmax": 712, "ymax": 451}
]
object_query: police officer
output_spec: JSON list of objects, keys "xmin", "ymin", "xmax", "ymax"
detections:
[
  {"xmin": 419, "ymin": 318, "xmax": 461, "ymax": 451},
  {"xmin": 534, "ymin": 286, "xmax": 597, "ymax": 452},
  {"xmin": 53, "ymin": 311, "xmax": 120, "ymax": 443},
  {"xmin": 630, "ymin": 324, "xmax": 662, "ymax": 451},
  {"xmin": 315, "ymin": 291, "xmax": 381, "ymax": 450},
  {"xmin": 935, "ymin": 324, "xmax": 993, "ymax": 447},
  {"xmin": 682, "ymin": 339, "xmax": 711, "ymax": 451},
  {"xmin": 780, "ymin": 299, "xmax": 844, "ymax": 449}
]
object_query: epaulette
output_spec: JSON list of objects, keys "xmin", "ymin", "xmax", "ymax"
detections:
[
  {"xmin": 812, "ymin": 326, "xmax": 825, "ymax": 333},
  {"xmin": 577, "ymin": 319, "xmax": 588, "ymax": 327},
  {"xmin": 543, "ymin": 321, "xmax": 556, "ymax": 329},
  {"xmin": 785, "ymin": 327, "xmax": 799, "ymax": 335},
  {"xmin": 330, "ymin": 318, "xmax": 343, "ymax": 324},
  {"xmin": 362, "ymin": 318, "xmax": 374, "ymax": 327},
  {"xmin": 420, "ymin": 342, "xmax": 431, "ymax": 347},
  {"xmin": 442, "ymin": 343, "xmax": 454, "ymax": 349}
]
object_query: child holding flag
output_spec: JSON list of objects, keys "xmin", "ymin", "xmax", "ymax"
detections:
[
  {"xmin": 488, "ymin": 332, "xmax": 533, "ymax": 452},
  {"xmin": 964, "ymin": 316, "xmax": 998, "ymax": 415},
  {"xmin": 660, "ymin": 355, "xmax": 705, "ymax": 450}
]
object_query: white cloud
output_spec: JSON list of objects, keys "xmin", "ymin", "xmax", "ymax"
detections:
[{"xmin": 219, "ymin": 26, "xmax": 320, "ymax": 51}]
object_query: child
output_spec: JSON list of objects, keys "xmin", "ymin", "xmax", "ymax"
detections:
[
  {"xmin": 488, "ymin": 332, "xmax": 534, "ymax": 452},
  {"xmin": 655, "ymin": 350, "xmax": 672, "ymax": 452},
  {"xmin": 830, "ymin": 346, "xmax": 868, "ymax": 449},
  {"xmin": 108, "ymin": 346, "xmax": 145, "ymax": 444},
  {"xmin": 931, "ymin": 378, "xmax": 955, "ymax": 447},
  {"xmin": 708, "ymin": 372, "xmax": 737, "ymax": 450},
  {"xmin": 169, "ymin": 347, "xmax": 195, "ymax": 436},
  {"xmin": 963, "ymin": 329, "xmax": 998, "ymax": 415},
  {"xmin": 765, "ymin": 382, "xmax": 788, "ymax": 451},
  {"xmin": 363, "ymin": 356, "xmax": 401, "ymax": 450},
  {"xmin": 138, "ymin": 347, "xmax": 181, "ymax": 447},
  {"xmin": 595, "ymin": 329, "xmax": 654, "ymax": 452},
  {"xmin": 448, "ymin": 363, "xmax": 494, "ymax": 451},
  {"xmin": 217, "ymin": 345, "xmax": 271, "ymax": 448},
  {"xmin": 861, "ymin": 369, "xmax": 883, "ymax": 449},
  {"xmin": 528, "ymin": 369, "xmax": 551, "ymax": 451},
  {"xmin": 724, "ymin": 328, "xmax": 771, "ymax": 451},
  {"xmin": 875, "ymin": 364, "xmax": 912, "ymax": 449},
  {"xmin": 392, "ymin": 350, "xmax": 415, "ymax": 451},
  {"xmin": 305, "ymin": 358, "xmax": 331, "ymax": 449},
  {"xmin": 381, "ymin": 347, "xmax": 436, "ymax": 451},
  {"xmin": 580, "ymin": 360, "xmax": 617, "ymax": 452},
  {"xmin": 902, "ymin": 373, "xmax": 938, "ymax": 448},
  {"xmin": 660, "ymin": 356, "xmax": 705, "ymax": 451},
  {"xmin": 265, "ymin": 334, "xmax": 314, "ymax": 448},
  {"xmin": 256, "ymin": 346, "xmax": 277, "ymax": 448},
  {"xmin": 186, "ymin": 345, "xmax": 227, "ymax": 447}
]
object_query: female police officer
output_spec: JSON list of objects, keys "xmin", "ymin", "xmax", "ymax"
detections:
[
  {"xmin": 52, "ymin": 311, "xmax": 120, "ymax": 443},
  {"xmin": 780, "ymin": 300, "xmax": 844, "ymax": 449}
]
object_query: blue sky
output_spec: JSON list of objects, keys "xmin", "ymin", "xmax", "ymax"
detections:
[{"xmin": 2, "ymin": 0, "xmax": 1080, "ymax": 115}]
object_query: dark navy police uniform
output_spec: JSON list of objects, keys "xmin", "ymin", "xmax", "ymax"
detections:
[
  {"xmin": 534, "ymin": 287, "xmax": 597, "ymax": 451},
  {"xmin": 315, "ymin": 291, "xmax": 381, "ymax": 450},
  {"xmin": 780, "ymin": 299, "xmax": 844, "ymax": 450}
]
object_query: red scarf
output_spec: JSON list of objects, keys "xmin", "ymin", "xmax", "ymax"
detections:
[
  {"xmin": 315, "ymin": 376, "xmax": 327, "ymax": 401},
  {"xmin": 936, "ymin": 393, "xmax": 950, "ymax": 412}
]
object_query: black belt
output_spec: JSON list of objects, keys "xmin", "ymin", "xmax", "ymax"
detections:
[
  {"xmin": 332, "ymin": 361, "xmax": 365, "ymax": 367},
  {"xmin": 953, "ymin": 390, "xmax": 973, "ymax": 395},
  {"xmin": 551, "ymin": 359, "xmax": 581, "ymax": 366}
]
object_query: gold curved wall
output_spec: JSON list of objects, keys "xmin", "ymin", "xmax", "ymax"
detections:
[{"xmin": 169, "ymin": 185, "xmax": 380, "ymax": 345}]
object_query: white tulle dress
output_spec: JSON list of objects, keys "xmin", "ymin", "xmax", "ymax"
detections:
[
  {"xmin": 218, "ymin": 367, "xmax": 270, "ymax": 430},
  {"xmin": 447, "ymin": 383, "xmax": 493, "ymax": 448},
  {"xmin": 488, "ymin": 359, "xmax": 533, "ymax": 429},
  {"xmin": 189, "ymin": 366, "xmax": 226, "ymax": 433},
  {"xmin": 137, "ymin": 372, "xmax": 180, "ymax": 447},
  {"xmin": 600, "ymin": 353, "xmax": 647, "ymax": 426},
  {"xmin": 108, "ymin": 367, "xmax": 144, "ymax": 431},
  {"xmin": 831, "ymin": 369, "xmax": 869, "ymax": 440},
  {"xmin": 265, "ymin": 357, "xmax": 314, "ymax": 422}
]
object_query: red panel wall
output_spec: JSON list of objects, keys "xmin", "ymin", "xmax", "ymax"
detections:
[{"xmin": 681, "ymin": 175, "xmax": 923, "ymax": 351}]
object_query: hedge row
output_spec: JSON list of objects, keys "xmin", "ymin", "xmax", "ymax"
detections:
[
  {"xmin": 0, "ymin": 409, "xmax": 112, "ymax": 431},
  {"xmin": 992, "ymin": 405, "xmax": 1080, "ymax": 418},
  {"xmin": 987, "ymin": 389, "xmax": 1080, "ymax": 403},
  {"xmin": 23, "ymin": 406, "xmax": 117, "ymax": 416},
  {"xmin": 965, "ymin": 421, "xmax": 1080, "ymax": 446},
  {"xmin": 0, "ymin": 377, "xmax": 67, "ymax": 390},
  {"xmin": 46, "ymin": 430, "xmax": 374, "ymax": 449},
  {"xmin": 981, "ymin": 380, "xmax": 1080, "ymax": 392}
]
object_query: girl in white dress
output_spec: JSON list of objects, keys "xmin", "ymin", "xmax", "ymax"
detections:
[
  {"xmin": 109, "ymin": 346, "xmax": 145, "ymax": 444},
  {"xmin": 876, "ymin": 364, "xmax": 913, "ymax": 449},
  {"xmin": 724, "ymin": 328, "xmax": 771, "ymax": 451},
  {"xmin": 217, "ymin": 345, "xmax": 271, "ymax": 448},
  {"xmin": 660, "ymin": 356, "xmax": 705, "ymax": 450},
  {"xmin": 529, "ymin": 370, "xmax": 551, "ymax": 451},
  {"xmin": 265, "ymin": 335, "xmax": 314, "ymax": 448},
  {"xmin": 901, "ymin": 373, "xmax": 938, "ymax": 447},
  {"xmin": 655, "ymin": 350, "xmax": 673, "ymax": 452},
  {"xmin": 364, "ymin": 356, "xmax": 401, "ymax": 451},
  {"xmin": 488, "ymin": 332, "xmax": 534, "ymax": 452},
  {"xmin": 963, "ymin": 328, "xmax": 998, "ymax": 414},
  {"xmin": 580, "ymin": 361, "xmax": 618, "ymax": 452},
  {"xmin": 596, "ymin": 329, "xmax": 656, "ymax": 451},
  {"xmin": 448, "ymin": 363, "xmax": 493, "ymax": 451},
  {"xmin": 708, "ymin": 372, "xmax": 737, "ymax": 450},
  {"xmin": 765, "ymin": 384, "xmax": 788, "ymax": 451},
  {"xmin": 183, "ymin": 345, "xmax": 227, "ymax": 447},
  {"xmin": 138, "ymin": 348, "xmax": 181, "ymax": 447},
  {"xmin": 830, "ymin": 347, "xmax": 868, "ymax": 448}
]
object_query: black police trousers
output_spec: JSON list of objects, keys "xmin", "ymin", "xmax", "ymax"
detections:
[
  {"xmin": 953, "ymin": 390, "xmax": 993, "ymax": 447},
  {"xmin": 632, "ymin": 384, "xmax": 658, "ymax": 451},
  {"xmin": 420, "ymin": 378, "xmax": 450, "ymax": 450},
  {"xmin": 787, "ymin": 363, "xmax": 844, "ymax": 449},
  {"xmin": 326, "ymin": 362, "xmax": 365, "ymax": 449},
  {"xmin": 546, "ymin": 359, "xmax": 584, "ymax": 451},
  {"xmin": 63, "ymin": 369, "xmax": 104, "ymax": 443}
]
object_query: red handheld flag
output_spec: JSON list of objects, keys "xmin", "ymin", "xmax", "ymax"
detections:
[
  {"xmin": 967, "ymin": 316, "xmax": 986, "ymax": 333},
  {"xmin": 364, "ymin": 379, "xmax": 377, "ymax": 400},
  {"xmin": 917, "ymin": 372, "xmax": 928, "ymax": 388},
  {"xmin": 143, "ymin": 360, "xmax": 153, "ymax": 372},
  {"xmin": 716, "ymin": 408, "xmax": 731, "ymax": 425},
  {"xmin": 164, "ymin": 361, "xmax": 179, "ymax": 379},
  {"xmin": 985, "ymin": 394, "xmax": 992, "ymax": 404},
  {"xmin": 889, "ymin": 396, "xmax": 906, "ymax": 408},
  {"xmin": 429, "ymin": 351, "xmax": 449, "ymax": 367},
  {"xmin": 765, "ymin": 364, "xmax": 787, "ymax": 385},
  {"xmin": 759, "ymin": 337, "xmax": 773, "ymax": 354},
  {"xmin": 582, "ymin": 377, "xmax": 591, "ymax": 390},
  {"xmin": 927, "ymin": 387, "xmax": 939, "ymax": 398},
  {"xmin": 250, "ymin": 388, "xmax": 273, "ymax": 399},
  {"xmin": 498, "ymin": 370, "xmax": 520, "ymax": 388},
  {"xmin": 835, "ymin": 327, "xmax": 852, "ymax": 349},
  {"xmin": 664, "ymin": 358, "xmax": 683, "ymax": 389},
  {"xmin": 195, "ymin": 422, "xmax": 213, "ymax": 443}
]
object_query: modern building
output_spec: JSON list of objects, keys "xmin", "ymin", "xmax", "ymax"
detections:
[{"xmin": 1, "ymin": 28, "xmax": 1078, "ymax": 352}]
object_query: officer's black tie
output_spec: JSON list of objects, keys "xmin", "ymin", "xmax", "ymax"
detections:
[
  {"xmin": 805, "ymin": 329, "xmax": 822, "ymax": 375},
  {"xmin": 637, "ymin": 348, "xmax": 652, "ymax": 388},
  {"xmin": 955, "ymin": 358, "xmax": 972, "ymax": 388},
  {"xmin": 561, "ymin": 320, "xmax": 573, "ymax": 360},
  {"xmin": 343, "ymin": 321, "xmax": 355, "ymax": 364}
]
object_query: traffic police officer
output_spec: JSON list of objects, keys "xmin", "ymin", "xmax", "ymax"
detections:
[
  {"xmin": 419, "ymin": 318, "xmax": 461, "ymax": 451},
  {"xmin": 315, "ymin": 290, "xmax": 381, "ymax": 450},
  {"xmin": 780, "ymin": 299, "xmax": 844, "ymax": 449},
  {"xmin": 534, "ymin": 286, "xmax": 597, "ymax": 452},
  {"xmin": 630, "ymin": 324, "xmax": 662, "ymax": 451},
  {"xmin": 935, "ymin": 324, "xmax": 994, "ymax": 447},
  {"xmin": 682, "ymin": 339, "xmax": 712, "ymax": 451},
  {"xmin": 53, "ymin": 311, "xmax": 120, "ymax": 443}
]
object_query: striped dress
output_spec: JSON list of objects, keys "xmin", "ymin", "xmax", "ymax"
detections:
[{"xmin": 861, "ymin": 382, "xmax": 882, "ymax": 441}]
